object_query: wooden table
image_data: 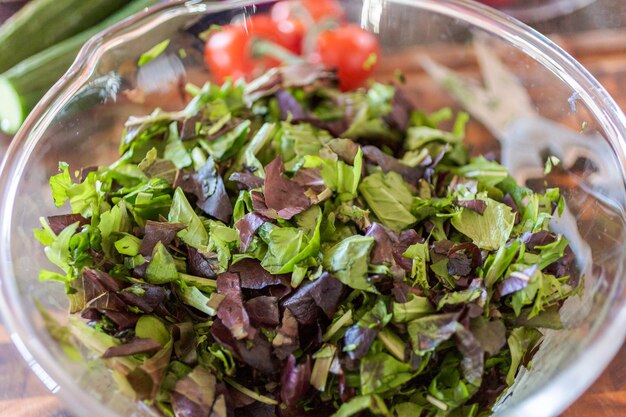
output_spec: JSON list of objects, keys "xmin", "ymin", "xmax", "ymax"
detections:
[{"xmin": 1, "ymin": 1, "xmax": 626, "ymax": 416}]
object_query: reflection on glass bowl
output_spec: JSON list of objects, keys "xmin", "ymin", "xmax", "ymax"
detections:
[{"xmin": 479, "ymin": 0, "xmax": 597, "ymax": 22}]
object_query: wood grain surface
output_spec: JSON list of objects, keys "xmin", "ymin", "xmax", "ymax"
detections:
[{"xmin": 1, "ymin": 2, "xmax": 626, "ymax": 417}]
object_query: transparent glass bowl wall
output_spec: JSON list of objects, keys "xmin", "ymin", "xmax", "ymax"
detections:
[
  {"xmin": 1, "ymin": 1, "xmax": 625, "ymax": 417},
  {"xmin": 494, "ymin": 0, "xmax": 597, "ymax": 22}
]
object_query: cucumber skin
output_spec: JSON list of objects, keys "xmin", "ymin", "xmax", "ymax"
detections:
[
  {"xmin": 0, "ymin": 0, "xmax": 131, "ymax": 73},
  {"xmin": 0, "ymin": 0, "xmax": 159, "ymax": 134}
]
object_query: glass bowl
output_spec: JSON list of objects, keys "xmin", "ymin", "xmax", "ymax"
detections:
[
  {"xmin": 479, "ymin": 0, "xmax": 597, "ymax": 22},
  {"xmin": 1, "ymin": 1, "xmax": 625, "ymax": 416}
]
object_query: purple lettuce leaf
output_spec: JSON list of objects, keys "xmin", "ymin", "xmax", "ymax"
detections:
[
  {"xmin": 195, "ymin": 158, "xmax": 233, "ymax": 223},
  {"xmin": 80, "ymin": 308, "xmax": 101, "ymax": 320},
  {"xmin": 282, "ymin": 273, "xmax": 345, "ymax": 324},
  {"xmin": 102, "ymin": 338, "xmax": 162, "ymax": 358},
  {"xmin": 298, "ymin": 321, "xmax": 324, "ymax": 354},
  {"xmin": 87, "ymin": 291, "xmax": 128, "ymax": 312},
  {"xmin": 291, "ymin": 168, "xmax": 326, "ymax": 194},
  {"xmin": 521, "ymin": 230, "xmax": 556, "ymax": 251},
  {"xmin": 497, "ymin": 264, "xmax": 539, "ymax": 297},
  {"xmin": 503, "ymin": 193, "xmax": 521, "ymax": 224},
  {"xmin": 447, "ymin": 242, "xmax": 482, "ymax": 277},
  {"xmin": 455, "ymin": 326, "xmax": 484, "ymax": 385},
  {"xmin": 210, "ymin": 319, "xmax": 278, "ymax": 375},
  {"xmin": 245, "ymin": 296, "xmax": 280, "ymax": 327},
  {"xmin": 187, "ymin": 247, "xmax": 217, "ymax": 278},
  {"xmin": 365, "ymin": 223, "xmax": 394, "ymax": 265},
  {"xmin": 263, "ymin": 157, "xmax": 311, "ymax": 220},
  {"xmin": 228, "ymin": 172, "xmax": 265, "ymax": 190},
  {"xmin": 362, "ymin": 145, "xmax": 422, "ymax": 187},
  {"xmin": 217, "ymin": 272, "xmax": 256, "ymax": 340},
  {"xmin": 393, "ymin": 230, "xmax": 422, "ymax": 272},
  {"xmin": 126, "ymin": 340, "xmax": 173, "ymax": 400},
  {"xmin": 83, "ymin": 267, "xmax": 126, "ymax": 293},
  {"xmin": 470, "ymin": 318, "xmax": 506, "ymax": 356},
  {"xmin": 280, "ymin": 355, "xmax": 312, "ymax": 407},
  {"xmin": 180, "ymin": 113, "xmax": 203, "ymax": 142},
  {"xmin": 47, "ymin": 213, "xmax": 88, "ymax": 235},
  {"xmin": 236, "ymin": 403, "xmax": 276, "ymax": 417},
  {"xmin": 384, "ymin": 89, "xmax": 413, "ymax": 131},
  {"xmin": 230, "ymin": 386, "xmax": 257, "ymax": 409},
  {"xmin": 307, "ymin": 273, "xmax": 346, "ymax": 319},
  {"xmin": 173, "ymin": 169, "xmax": 200, "ymax": 196},
  {"xmin": 140, "ymin": 221, "xmax": 186, "ymax": 256},
  {"xmin": 328, "ymin": 139, "xmax": 360, "ymax": 165},
  {"xmin": 343, "ymin": 325, "xmax": 379, "ymax": 360},
  {"xmin": 118, "ymin": 283, "xmax": 167, "ymax": 314},
  {"xmin": 276, "ymin": 90, "xmax": 306, "ymax": 121},
  {"xmin": 235, "ymin": 213, "xmax": 268, "ymax": 252},
  {"xmin": 171, "ymin": 366, "xmax": 218, "ymax": 417},
  {"xmin": 251, "ymin": 191, "xmax": 278, "ymax": 219},
  {"xmin": 230, "ymin": 259, "xmax": 290, "ymax": 290},
  {"xmin": 244, "ymin": 63, "xmax": 334, "ymax": 103},
  {"xmin": 456, "ymin": 199, "xmax": 487, "ymax": 215},
  {"xmin": 105, "ymin": 311, "xmax": 141, "ymax": 330}
]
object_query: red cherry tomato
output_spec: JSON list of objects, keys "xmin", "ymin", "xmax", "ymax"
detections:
[
  {"xmin": 204, "ymin": 25, "xmax": 253, "ymax": 83},
  {"xmin": 315, "ymin": 25, "xmax": 380, "ymax": 91},
  {"xmin": 204, "ymin": 15, "xmax": 305, "ymax": 83},
  {"xmin": 272, "ymin": 0, "xmax": 344, "ymax": 24},
  {"xmin": 248, "ymin": 15, "xmax": 304, "ymax": 55},
  {"xmin": 301, "ymin": 0, "xmax": 344, "ymax": 21}
]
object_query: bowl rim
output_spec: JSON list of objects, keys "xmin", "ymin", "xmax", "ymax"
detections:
[{"xmin": 1, "ymin": 1, "xmax": 626, "ymax": 416}]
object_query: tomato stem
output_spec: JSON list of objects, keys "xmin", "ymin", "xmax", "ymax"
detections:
[{"xmin": 250, "ymin": 38, "xmax": 303, "ymax": 65}]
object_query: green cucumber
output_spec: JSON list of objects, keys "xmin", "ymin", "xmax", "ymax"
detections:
[
  {"xmin": 0, "ymin": 0, "xmax": 159, "ymax": 134},
  {"xmin": 0, "ymin": 0, "xmax": 131, "ymax": 73}
]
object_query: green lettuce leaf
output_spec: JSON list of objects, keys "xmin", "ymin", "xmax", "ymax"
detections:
[
  {"xmin": 393, "ymin": 294, "xmax": 434, "ymax": 323},
  {"xmin": 206, "ymin": 220, "xmax": 239, "ymax": 273},
  {"xmin": 331, "ymin": 395, "xmax": 390, "ymax": 417},
  {"xmin": 323, "ymin": 235, "xmax": 376, "ymax": 292},
  {"xmin": 114, "ymin": 234, "xmax": 142, "ymax": 256},
  {"xmin": 408, "ymin": 313, "xmax": 460, "ymax": 354},
  {"xmin": 279, "ymin": 122, "xmax": 330, "ymax": 171},
  {"xmin": 228, "ymin": 122, "xmax": 277, "ymax": 177},
  {"xmin": 163, "ymin": 122, "xmax": 192, "ymax": 169},
  {"xmin": 146, "ymin": 242, "xmax": 179, "ymax": 284},
  {"xmin": 506, "ymin": 327, "xmax": 542, "ymax": 385},
  {"xmin": 43, "ymin": 221, "xmax": 80, "ymax": 275},
  {"xmin": 483, "ymin": 239, "xmax": 521, "ymax": 288},
  {"xmin": 359, "ymin": 171, "xmax": 417, "ymax": 232},
  {"xmin": 360, "ymin": 352, "xmax": 414, "ymax": 395},
  {"xmin": 302, "ymin": 147, "xmax": 363, "ymax": 199},
  {"xmin": 49, "ymin": 162, "xmax": 72, "ymax": 207},
  {"xmin": 98, "ymin": 200, "xmax": 132, "ymax": 258},
  {"xmin": 261, "ymin": 206, "xmax": 321, "ymax": 274},
  {"xmin": 168, "ymin": 188, "xmax": 208, "ymax": 249},
  {"xmin": 403, "ymin": 241, "xmax": 430, "ymax": 289},
  {"xmin": 136, "ymin": 315, "xmax": 170, "ymax": 346},
  {"xmin": 451, "ymin": 198, "xmax": 515, "ymax": 250},
  {"xmin": 449, "ymin": 156, "xmax": 508, "ymax": 188},
  {"xmin": 199, "ymin": 120, "xmax": 250, "ymax": 161}
]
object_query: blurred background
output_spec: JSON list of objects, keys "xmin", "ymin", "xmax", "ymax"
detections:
[{"xmin": 0, "ymin": 0, "xmax": 624, "ymax": 416}]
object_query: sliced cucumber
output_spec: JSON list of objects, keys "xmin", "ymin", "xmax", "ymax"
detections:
[
  {"xmin": 0, "ymin": 0, "xmax": 131, "ymax": 73},
  {"xmin": 0, "ymin": 0, "xmax": 159, "ymax": 134}
]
